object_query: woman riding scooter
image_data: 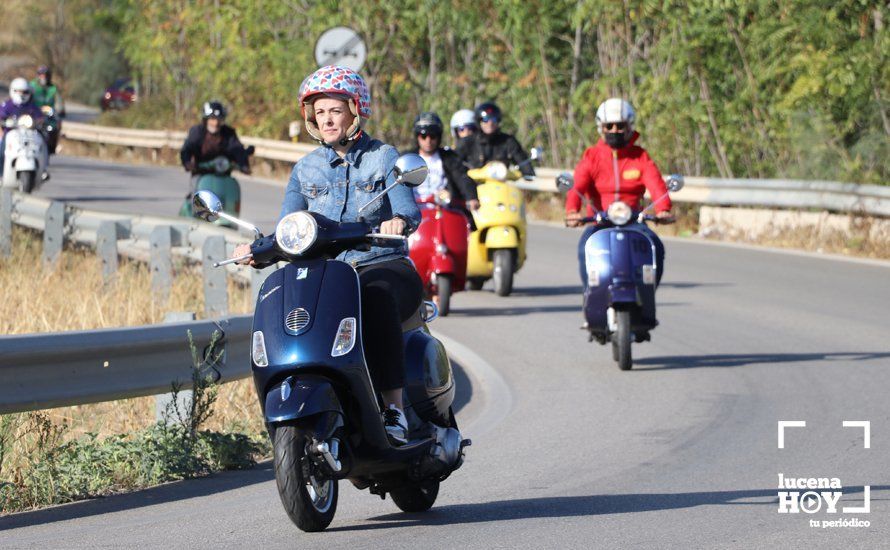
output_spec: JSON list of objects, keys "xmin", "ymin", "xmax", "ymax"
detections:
[
  {"xmin": 234, "ymin": 66, "xmax": 422, "ymax": 446},
  {"xmin": 565, "ymin": 98, "xmax": 674, "ymax": 288}
]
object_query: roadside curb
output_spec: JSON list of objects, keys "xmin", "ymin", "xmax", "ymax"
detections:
[{"xmin": 432, "ymin": 331, "xmax": 513, "ymax": 438}]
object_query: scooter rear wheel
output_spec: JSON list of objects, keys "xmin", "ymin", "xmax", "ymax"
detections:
[
  {"xmin": 273, "ymin": 424, "xmax": 338, "ymax": 532},
  {"xmin": 391, "ymin": 480, "xmax": 440, "ymax": 513},
  {"xmin": 437, "ymin": 275, "xmax": 452, "ymax": 316}
]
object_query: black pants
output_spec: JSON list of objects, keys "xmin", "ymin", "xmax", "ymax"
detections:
[{"xmin": 357, "ymin": 258, "xmax": 423, "ymax": 392}]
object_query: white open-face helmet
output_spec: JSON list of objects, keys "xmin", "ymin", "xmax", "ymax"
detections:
[
  {"xmin": 10, "ymin": 77, "xmax": 32, "ymax": 106},
  {"xmin": 595, "ymin": 98, "xmax": 635, "ymax": 135},
  {"xmin": 449, "ymin": 109, "xmax": 477, "ymax": 137}
]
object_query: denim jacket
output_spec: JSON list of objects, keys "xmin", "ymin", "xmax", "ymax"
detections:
[{"xmin": 280, "ymin": 133, "xmax": 421, "ymax": 267}]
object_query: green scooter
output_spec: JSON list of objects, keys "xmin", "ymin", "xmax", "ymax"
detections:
[{"xmin": 179, "ymin": 147, "xmax": 254, "ymax": 229}]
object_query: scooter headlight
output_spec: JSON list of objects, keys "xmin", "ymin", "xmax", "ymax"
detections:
[
  {"xmin": 40, "ymin": 106, "xmax": 54, "ymax": 117},
  {"xmin": 486, "ymin": 162, "xmax": 508, "ymax": 182},
  {"xmin": 275, "ymin": 211, "xmax": 318, "ymax": 256},
  {"xmin": 607, "ymin": 201, "xmax": 633, "ymax": 225},
  {"xmin": 17, "ymin": 115, "xmax": 34, "ymax": 129}
]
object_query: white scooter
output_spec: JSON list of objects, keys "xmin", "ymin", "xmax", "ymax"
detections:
[{"xmin": 2, "ymin": 115, "xmax": 50, "ymax": 193}]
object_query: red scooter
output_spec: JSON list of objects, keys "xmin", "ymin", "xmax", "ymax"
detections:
[{"xmin": 408, "ymin": 191, "xmax": 471, "ymax": 316}]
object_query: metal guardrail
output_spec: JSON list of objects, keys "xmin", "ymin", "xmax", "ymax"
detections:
[
  {"xmin": 63, "ymin": 121, "xmax": 888, "ymax": 216},
  {"xmin": 0, "ymin": 317, "xmax": 252, "ymax": 414},
  {"xmin": 0, "ymin": 191, "xmax": 260, "ymax": 414}
]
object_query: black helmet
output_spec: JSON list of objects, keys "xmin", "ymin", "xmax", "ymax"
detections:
[
  {"xmin": 413, "ymin": 111, "xmax": 443, "ymax": 137},
  {"xmin": 474, "ymin": 102, "xmax": 501, "ymax": 124},
  {"xmin": 202, "ymin": 100, "xmax": 227, "ymax": 120}
]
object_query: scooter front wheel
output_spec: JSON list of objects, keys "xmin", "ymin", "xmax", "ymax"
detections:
[
  {"xmin": 437, "ymin": 275, "xmax": 453, "ymax": 316},
  {"xmin": 17, "ymin": 171, "xmax": 36, "ymax": 194},
  {"xmin": 273, "ymin": 424, "xmax": 338, "ymax": 532},
  {"xmin": 615, "ymin": 309, "xmax": 633, "ymax": 370},
  {"xmin": 492, "ymin": 249, "xmax": 515, "ymax": 297}
]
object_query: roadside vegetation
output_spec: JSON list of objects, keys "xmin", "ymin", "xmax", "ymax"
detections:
[
  {"xmin": 5, "ymin": 1, "xmax": 886, "ymax": 185},
  {"xmin": 0, "ymin": 228, "xmax": 268, "ymax": 515}
]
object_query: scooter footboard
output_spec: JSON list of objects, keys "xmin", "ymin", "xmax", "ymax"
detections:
[{"xmin": 264, "ymin": 375, "xmax": 343, "ymax": 426}]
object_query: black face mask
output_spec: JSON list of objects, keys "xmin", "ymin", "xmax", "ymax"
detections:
[{"xmin": 604, "ymin": 132, "xmax": 629, "ymax": 149}]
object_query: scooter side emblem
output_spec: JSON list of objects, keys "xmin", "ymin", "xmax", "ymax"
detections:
[{"xmin": 296, "ymin": 268, "xmax": 309, "ymax": 280}]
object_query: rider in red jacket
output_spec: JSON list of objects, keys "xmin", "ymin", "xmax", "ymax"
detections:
[{"xmin": 566, "ymin": 98, "xmax": 674, "ymax": 287}]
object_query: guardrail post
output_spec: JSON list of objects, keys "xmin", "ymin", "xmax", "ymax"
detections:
[
  {"xmin": 150, "ymin": 225, "xmax": 172, "ymax": 299},
  {"xmin": 96, "ymin": 220, "xmax": 120, "ymax": 280},
  {"xmin": 155, "ymin": 311, "xmax": 196, "ymax": 424},
  {"xmin": 43, "ymin": 201, "xmax": 64, "ymax": 265},
  {"xmin": 0, "ymin": 189, "xmax": 11, "ymax": 258},
  {"xmin": 202, "ymin": 236, "xmax": 228, "ymax": 318}
]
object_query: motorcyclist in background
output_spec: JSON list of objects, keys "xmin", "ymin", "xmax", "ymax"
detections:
[
  {"xmin": 565, "ymin": 98, "xmax": 674, "ymax": 287},
  {"xmin": 30, "ymin": 66, "xmax": 64, "ymax": 115},
  {"xmin": 30, "ymin": 66, "xmax": 63, "ymax": 154},
  {"xmin": 449, "ymin": 108, "xmax": 477, "ymax": 148},
  {"xmin": 409, "ymin": 112, "xmax": 479, "ymax": 214},
  {"xmin": 0, "ymin": 78, "xmax": 44, "ymax": 177},
  {"xmin": 180, "ymin": 100, "xmax": 252, "ymax": 177},
  {"xmin": 457, "ymin": 102, "xmax": 535, "ymax": 179}
]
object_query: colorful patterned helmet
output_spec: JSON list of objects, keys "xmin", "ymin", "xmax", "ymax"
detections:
[{"xmin": 298, "ymin": 65, "xmax": 371, "ymax": 143}]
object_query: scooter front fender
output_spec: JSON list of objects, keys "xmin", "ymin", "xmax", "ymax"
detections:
[
  {"xmin": 430, "ymin": 253, "xmax": 455, "ymax": 275},
  {"xmin": 609, "ymin": 283, "xmax": 638, "ymax": 304},
  {"xmin": 14, "ymin": 157, "xmax": 37, "ymax": 172},
  {"xmin": 264, "ymin": 375, "xmax": 343, "ymax": 425},
  {"xmin": 484, "ymin": 225, "xmax": 519, "ymax": 249}
]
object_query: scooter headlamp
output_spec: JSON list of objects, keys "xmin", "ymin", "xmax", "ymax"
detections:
[
  {"xmin": 17, "ymin": 115, "xmax": 34, "ymax": 129},
  {"xmin": 486, "ymin": 162, "xmax": 508, "ymax": 182},
  {"xmin": 607, "ymin": 201, "xmax": 633, "ymax": 226},
  {"xmin": 275, "ymin": 211, "xmax": 318, "ymax": 256}
]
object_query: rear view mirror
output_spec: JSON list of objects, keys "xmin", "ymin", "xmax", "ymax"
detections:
[
  {"xmin": 665, "ymin": 174, "xmax": 684, "ymax": 192},
  {"xmin": 192, "ymin": 190, "xmax": 222, "ymax": 222},
  {"xmin": 556, "ymin": 172, "xmax": 574, "ymax": 192},
  {"xmin": 393, "ymin": 153, "xmax": 429, "ymax": 187},
  {"xmin": 530, "ymin": 147, "xmax": 544, "ymax": 162}
]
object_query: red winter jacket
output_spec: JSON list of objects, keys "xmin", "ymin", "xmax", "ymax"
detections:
[{"xmin": 565, "ymin": 132, "xmax": 672, "ymax": 216}]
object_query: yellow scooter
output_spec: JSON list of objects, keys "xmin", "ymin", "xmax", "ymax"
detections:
[{"xmin": 466, "ymin": 148, "xmax": 541, "ymax": 296}]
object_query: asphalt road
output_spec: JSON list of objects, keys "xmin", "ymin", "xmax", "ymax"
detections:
[{"xmin": 2, "ymin": 155, "xmax": 889, "ymax": 548}]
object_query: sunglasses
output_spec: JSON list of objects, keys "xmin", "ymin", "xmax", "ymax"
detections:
[
  {"xmin": 479, "ymin": 116, "xmax": 499, "ymax": 123},
  {"xmin": 456, "ymin": 125, "xmax": 476, "ymax": 132},
  {"xmin": 603, "ymin": 122, "xmax": 628, "ymax": 131},
  {"xmin": 416, "ymin": 133, "xmax": 439, "ymax": 140}
]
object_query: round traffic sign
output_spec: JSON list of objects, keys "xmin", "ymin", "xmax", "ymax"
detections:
[{"xmin": 314, "ymin": 27, "xmax": 367, "ymax": 72}]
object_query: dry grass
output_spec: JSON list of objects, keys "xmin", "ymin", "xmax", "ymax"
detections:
[{"xmin": 0, "ymin": 227, "xmax": 264, "ymax": 439}]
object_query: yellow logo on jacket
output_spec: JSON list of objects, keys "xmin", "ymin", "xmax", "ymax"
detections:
[{"xmin": 622, "ymin": 169, "xmax": 641, "ymax": 180}]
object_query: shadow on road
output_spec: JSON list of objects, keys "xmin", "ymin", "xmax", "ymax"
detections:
[
  {"xmin": 659, "ymin": 281, "xmax": 733, "ymax": 289},
  {"xmin": 450, "ymin": 304, "xmax": 578, "ymax": 317},
  {"xmin": 510, "ymin": 285, "xmax": 581, "ymax": 297},
  {"xmin": 43, "ymin": 195, "xmax": 163, "ymax": 203},
  {"xmin": 634, "ymin": 352, "xmax": 890, "ymax": 371},
  {"xmin": 329, "ymin": 485, "xmax": 887, "ymax": 532}
]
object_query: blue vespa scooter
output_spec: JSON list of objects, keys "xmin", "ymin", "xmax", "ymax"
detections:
[
  {"xmin": 557, "ymin": 173, "xmax": 683, "ymax": 370},
  {"xmin": 192, "ymin": 154, "xmax": 469, "ymax": 532}
]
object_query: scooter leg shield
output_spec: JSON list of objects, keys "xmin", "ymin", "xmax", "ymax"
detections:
[
  {"xmin": 264, "ymin": 376, "xmax": 343, "ymax": 426},
  {"xmin": 484, "ymin": 226, "xmax": 519, "ymax": 249}
]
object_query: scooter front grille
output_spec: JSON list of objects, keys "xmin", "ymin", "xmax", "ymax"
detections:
[{"xmin": 285, "ymin": 308, "xmax": 311, "ymax": 335}]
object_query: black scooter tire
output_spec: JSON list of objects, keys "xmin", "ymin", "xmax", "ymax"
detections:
[
  {"xmin": 467, "ymin": 278, "xmax": 484, "ymax": 291},
  {"xmin": 18, "ymin": 171, "xmax": 36, "ymax": 194},
  {"xmin": 273, "ymin": 424, "xmax": 338, "ymax": 532},
  {"xmin": 391, "ymin": 480, "xmax": 440, "ymax": 513},
  {"xmin": 437, "ymin": 275, "xmax": 452, "ymax": 316},
  {"xmin": 493, "ymin": 249, "xmax": 515, "ymax": 297},
  {"xmin": 616, "ymin": 309, "xmax": 632, "ymax": 370}
]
